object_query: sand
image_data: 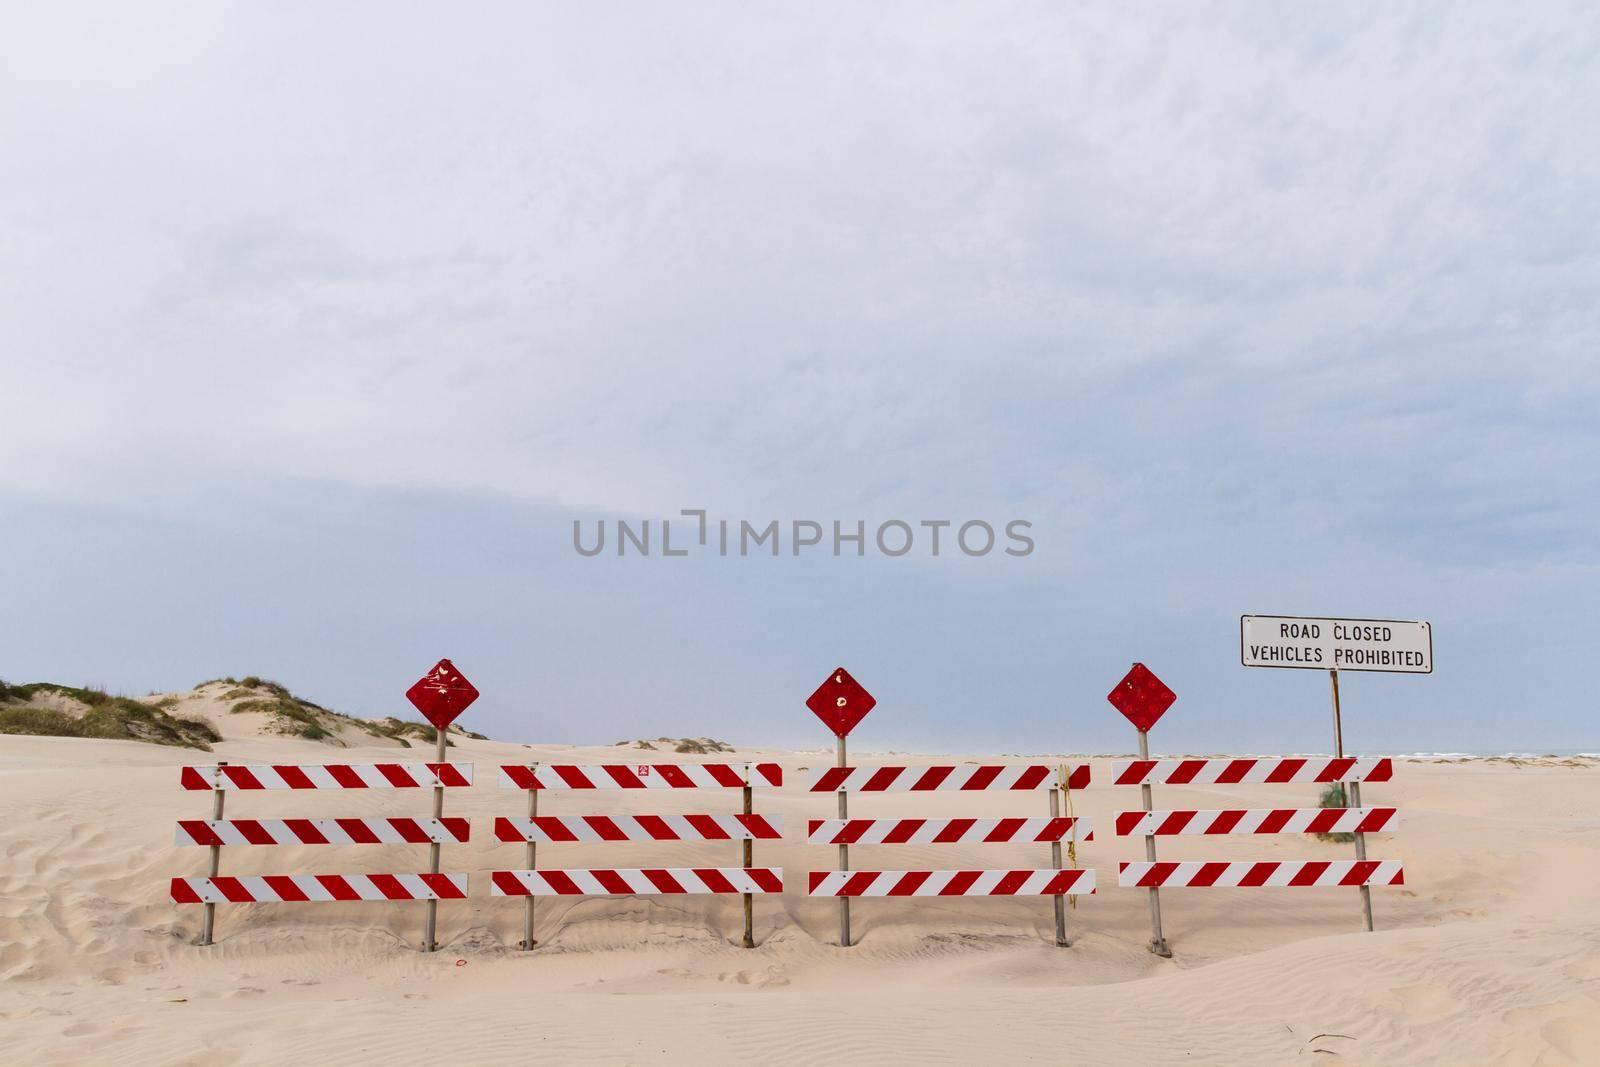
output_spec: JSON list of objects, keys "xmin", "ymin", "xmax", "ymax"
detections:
[{"xmin": 2, "ymin": 730, "xmax": 1598, "ymax": 1066}]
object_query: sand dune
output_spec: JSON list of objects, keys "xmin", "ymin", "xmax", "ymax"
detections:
[{"xmin": 2, "ymin": 731, "xmax": 1598, "ymax": 1065}]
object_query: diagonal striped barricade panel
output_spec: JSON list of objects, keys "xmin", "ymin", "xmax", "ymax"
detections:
[
  {"xmin": 1110, "ymin": 757, "xmax": 1392, "ymax": 787},
  {"xmin": 807, "ymin": 817, "xmax": 1092, "ymax": 845},
  {"xmin": 1119, "ymin": 860, "xmax": 1404, "ymax": 888},
  {"xmin": 176, "ymin": 818, "xmax": 472, "ymax": 847},
  {"xmin": 806, "ymin": 764, "xmax": 1090, "ymax": 793},
  {"xmin": 180, "ymin": 763, "xmax": 474, "ymax": 790},
  {"xmin": 809, "ymin": 869, "xmax": 1096, "ymax": 897},
  {"xmin": 172, "ymin": 762, "xmax": 474, "ymax": 946},
  {"xmin": 172, "ymin": 873, "xmax": 469, "ymax": 903},
  {"xmin": 490, "ymin": 868, "xmax": 783, "ymax": 896},
  {"xmin": 1111, "ymin": 754, "xmax": 1403, "ymax": 941},
  {"xmin": 494, "ymin": 814, "xmax": 781, "ymax": 843},
  {"xmin": 494, "ymin": 762, "xmax": 785, "ymax": 947},
  {"xmin": 805, "ymin": 763, "xmax": 1095, "ymax": 945},
  {"xmin": 1115, "ymin": 808, "xmax": 1398, "ymax": 837},
  {"xmin": 498, "ymin": 763, "xmax": 781, "ymax": 790}
]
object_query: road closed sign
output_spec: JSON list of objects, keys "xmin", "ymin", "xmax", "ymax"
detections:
[{"xmin": 1241, "ymin": 615, "xmax": 1432, "ymax": 674}]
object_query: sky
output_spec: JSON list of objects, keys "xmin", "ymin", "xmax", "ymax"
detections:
[{"xmin": 1, "ymin": 3, "xmax": 1597, "ymax": 754}]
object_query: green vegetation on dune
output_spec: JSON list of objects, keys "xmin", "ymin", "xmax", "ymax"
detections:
[
  {"xmin": 615, "ymin": 736, "xmax": 736, "ymax": 754},
  {"xmin": 0, "ymin": 706, "xmax": 82, "ymax": 738},
  {"xmin": 5, "ymin": 682, "xmax": 111, "ymax": 705},
  {"xmin": 0, "ymin": 681, "xmax": 219, "ymax": 750},
  {"xmin": 1316, "ymin": 783, "xmax": 1357, "ymax": 843},
  {"xmin": 373, "ymin": 718, "xmax": 441, "ymax": 746},
  {"xmin": 229, "ymin": 697, "xmax": 333, "ymax": 741},
  {"xmin": 0, "ymin": 675, "xmax": 486, "ymax": 750},
  {"xmin": 217, "ymin": 679, "xmax": 480, "ymax": 746}
]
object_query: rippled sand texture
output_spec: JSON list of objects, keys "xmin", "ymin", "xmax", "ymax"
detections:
[{"xmin": 2, "ymin": 733, "xmax": 1597, "ymax": 1065}]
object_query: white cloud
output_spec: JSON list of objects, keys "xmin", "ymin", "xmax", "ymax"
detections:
[{"xmin": 0, "ymin": 2, "xmax": 1595, "ymax": 571}]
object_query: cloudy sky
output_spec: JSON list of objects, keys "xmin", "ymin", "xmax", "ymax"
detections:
[{"xmin": 2, "ymin": 3, "xmax": 1596, "ymax": 753}]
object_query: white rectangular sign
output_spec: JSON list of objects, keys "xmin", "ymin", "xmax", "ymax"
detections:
[{"xmin": 1240, "ymin": 615, "xmax": 1432, "ymax": 674}]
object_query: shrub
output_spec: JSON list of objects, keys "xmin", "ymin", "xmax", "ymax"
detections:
[
  {"xmin": 367, "ymin": 717, "xmax": 452, "ymax": 747},
  {"xmin": 230, "ymin": 697, "xmax": 333, "ymax": 741},
  {"xmin": 17, "ymin": 683, "xmax": 111, "ymax": 706},
  {"xmin": 172, "ymin": 714, "xmax": 222, "ymax": 743},
  {"xmin": 235, "ymin": 676, "xmax": 292, "ymax": 699},
  {"xmin": 1316, "ymin": 783, "xmax": 1355, "ymax": 843},
  {"xmin": 0, "ymin": 706, "xmax": 84, "ymax": 737},
  {"xmin": 1, "ymin": 697, "xmax": 216, "ymax": 750}
]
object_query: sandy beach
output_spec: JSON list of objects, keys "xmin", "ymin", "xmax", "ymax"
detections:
[
  {"xmin": 3, "ymin": 723, "xmax": 1598, "ymax": 1066},
  {"xmin": 7, "ymin": 4, "xmax": 1598, "ymax": 1063}
]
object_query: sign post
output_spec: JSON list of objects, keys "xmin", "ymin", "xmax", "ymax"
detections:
[
  {"xmin": 1047, "ymin": 767, "xmax": 1069, "ymax": 947},
  {"xmin": 405, "ymin": 658, "xmax": 480, "ymax": 953},
  {"xmin": 1108, "ymin": 663, "xmax": 1176, "ymax": 958},
  {"xmin": 1241, "ymin": 614, "xmax": 1432, "ymax": 931},
  {"xmin": 1328, "ymin": 669, "xmax": 1374, "ymax": 931},
  {"xmin": 806, "ymin": 667, "xmax": 876, "ymax": 948}
]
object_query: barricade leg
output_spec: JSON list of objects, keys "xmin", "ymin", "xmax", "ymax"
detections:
[
  {"xmin": 199, "ymin": 761, "xmax": 226, "ymax": 946},
  {"xmin": 522, "ymin": 777, "xmax": 538, "ymax": 949},
  {"xmin": 1049, "ymin": 783, "xmax": 1068, "ymax": 947},
  {"xmin": 1349, "ymin": 779, "xmax": 1375, "ymax": 930}
]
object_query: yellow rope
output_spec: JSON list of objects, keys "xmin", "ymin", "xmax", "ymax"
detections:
[{"xmin": 1060, "ymin": 763, "xmax": 1079, "ymax": 910}]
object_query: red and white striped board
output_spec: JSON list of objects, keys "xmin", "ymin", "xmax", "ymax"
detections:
[
  {"xmin": 170, "ymin": 873, "xmax": 469, "ymax": 903},
  {"xmin": 175, "ymin": 818, "xmax": 471, "ymax": 847},
  {"xmin": 180, "ymin": 764, "xmax": 473, "ymax": 790},
  {"xmin": 497, "ymin": 763, "xmax": 782, "ymax": 790},
  {"xmin": 806, "ymin": 764, "xmax": 1091, "ymax": 793},
  {"xmin": 1110, "ymin": 756, "xmax": 1392, "ymax": 787},
  {"xmin": 489, "ymin": 868, "xmax": 783, "ymax": 896},
  {"xmin": 494, "ymin": 814, "xmax": 781, "ymax": 843},
  {"xmin": 1115, "ymin": 808, "xmax": 1399, "ymax": 837},
  {"xmin": 808, "ymin": 869, "xmax": 1096, "ymax": 897},
  {"xmin": 807, "ymin": 817, "xmax": 1092, "ymax": 845},
  {"xmin": 1119, "ymin": 860, "xmax": 1404, "ymax": 888}
]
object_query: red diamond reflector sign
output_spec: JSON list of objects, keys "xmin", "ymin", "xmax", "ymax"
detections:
[
  {"xmin": 1107, "ymin": 662, "xmax": 1175, "ymax": 733},
  {"xmin": 806, "ymin": 666, "xmax": 876, "ymax": 737},
  {"xmin": 405, "ymin": 658, "xmax": 480, "ymax": 731}
]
